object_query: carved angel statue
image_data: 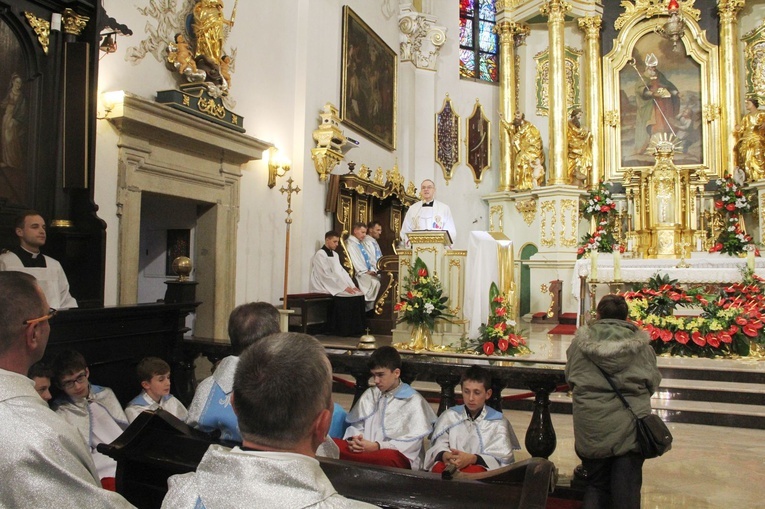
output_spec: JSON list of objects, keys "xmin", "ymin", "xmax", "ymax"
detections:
[
  {"xmin": 567, "ymin": 108, "xmax": 593, "ymax": 189},
  {"xmin": 167, "ymin": 33, "xmax": 206, "ymax": 82},
  {"xmin": 501, "ymin": 111, "xmax": 544, "ymax": 191},
  {"xmin": 734, "ymin": 98, "xmax": 765, "ymax": 181}
]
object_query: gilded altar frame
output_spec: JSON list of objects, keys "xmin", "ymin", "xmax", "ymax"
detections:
[
  {"xmin": 602, "ymin": 3, "xmax": 721, "ymax": 182},
  {"xmin": 743, "ymin": 21, "xmax": 765, "ymax": 105},
  {"xmin": 534, "ymin": 46, "xmax": 581, "ymax": 117},
  {"xmin": 435, "ymin": 94, "xmax": 460, "ymax": 183}
]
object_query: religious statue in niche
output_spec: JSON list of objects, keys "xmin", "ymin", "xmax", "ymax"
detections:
[
  {"xmin": 500, "ymin": 111, "xmax": 544, "ymax": 191},
  {"xmin": 165, "ymin": 0, "xmax": 237, "ymax": 97},
  {"xmin": 566, "ymin": 108, "xmax": 592, "ymax": 189},
  {"xmin": 733, "ymin": 98, "xmax": 765, "ymax": 181},
  {"xmin": 435, "ymin": 95, "xmax": 460, "ymax": 183},
  {"xmin": 466, "ymin": 100, "xmax": 490, "ymax": 185},
  {"xmin": 0, "ymin": 73, "xmax": 26, "ymax": 172}
]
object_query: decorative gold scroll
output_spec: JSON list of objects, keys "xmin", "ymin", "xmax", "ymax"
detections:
[
  {"xmin": 435, "ymin": 94, "xmax": 460, "ymax": 183},
  {"xmin": 534, "ymin": 46, "xmax": 582, "ymax": 116},
  {"xmin": 743, "ymin": 21, "xmax": 765, "ymax": 105}
]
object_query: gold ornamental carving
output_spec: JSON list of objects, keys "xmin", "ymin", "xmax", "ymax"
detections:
[
  {"xmin": 718, "ymin": 0, "xmax": 746, "ymax": 23},
  {"xmin": 375, "ymin": 272, "xmax": 394, "ymax": 315},
  {"xmin": 489, "ymin": 205, "xmax": 504, "ymax": 232},
  {"xmin": 743, "ymin": 22, "xmax": 765, "ymax": 104},
  {"xmin": 604, "ymin": 110, "xmax": 620, "ymax": 127},
  {"xmin": 373, "ymin": 168, "xmax": 384, "ymax": 185},
  {"xmin": 614, "ymin": 0, "xmax": 700, "ymax": 32},
  {"xmin": 198, "ymin": 97, "xmax": 226, "ymax": 119},
  {"xmin": 559, "ymin": 199, "xmax": 579, "ymax": 247},
  {"xmin": 414, "ymin": 246, "xmax": 438, "ymax": 258},
  {"xmin": 540, "ymin": 0, "xmax": 572, "ymax": 22},
  {"xmin": 23, "ymin": 12, "xmax": 50, "ymax": 54},
  {"xmin": 540, "ymin": 201, "xmax": 557, "ymax": 247},
  {"xmin": 760, "ymin": 194, "xmax": 765, "ymax": 233},
  {"xmin": 514, "ymin": 199, "xmax": 537, "ymax": 226},
  {"xmin": 62, "ymin": 8, "xmax": 89, "ymax": 36},
  {"xmin": 577, "ymin": 15, "xmax": 602, "ymax": 39},
  {"xmin": 534, "ymin": 46, "xmax": 582, "ymax": 117}
]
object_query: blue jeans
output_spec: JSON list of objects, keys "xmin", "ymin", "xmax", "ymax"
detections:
[{"xmin": 581, "ymin": 452, "xmax": 644, "ymax": 509}]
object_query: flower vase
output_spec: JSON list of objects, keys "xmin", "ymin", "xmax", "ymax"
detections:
[{"xmin": 409, "ymin": 323, "xmax": 434, "ymax": 351}]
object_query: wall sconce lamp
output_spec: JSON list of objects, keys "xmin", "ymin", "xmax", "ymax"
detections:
[{"xmin": 268, "ymin": 147, "xmax": 291, "ymax": 188}]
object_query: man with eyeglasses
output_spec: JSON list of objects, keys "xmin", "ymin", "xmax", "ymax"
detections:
[
  {"xmin": 400, "ymin": 179, "xmax": 456, "ymax": 247},
  {"xmin": 0, "ymin": 210, "xmax": 78, "ymax": 309},
  {"xmin": 0, "ymin": 272, "xmax": 134, "ymax": 507}
]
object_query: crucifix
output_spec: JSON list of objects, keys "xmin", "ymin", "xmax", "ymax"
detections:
[{"xmin": 280, "ymin": 177, "xmax": 301, "ymax": 309}]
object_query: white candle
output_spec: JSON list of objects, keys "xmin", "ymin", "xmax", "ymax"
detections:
[
  {"xmin": 614, "ymin": 249, "xmax": 622, "ymax": 281},
  {"xmin": 590, "ymin": 251, "xmax": 598, "ymax": 281},
  {"xmin": 747, "ymin": 248, "xmax": 755, "ymax": 272}
]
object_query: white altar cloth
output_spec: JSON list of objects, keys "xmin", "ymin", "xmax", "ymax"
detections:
[
  {"xmin": 465, "ymin": 232, "xmax": 504, "ymax": 339},
  {"xmin": 571, "ymin": 254, "xmax": 765, "ymax": 301}
]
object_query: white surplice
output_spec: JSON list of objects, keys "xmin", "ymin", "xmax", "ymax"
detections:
[
  {"xmin": 309, "ymin": 247, "xmax": 357, "ymax": 296},
  {"xmin": 400, "ymin": 199, "xmax": 456, "ymax": 246},
  {"xmin": 125, "ymin": 391, "xmax": 189, "ymax": 423},
  {"xmin": 0, "ymin": 250, "xmax": 78, "ymax": 308},
  {"xmin": 345, "ymin": 236, "xmax": 381, "ymax": 311}
]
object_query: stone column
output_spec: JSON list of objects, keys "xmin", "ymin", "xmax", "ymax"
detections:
[
  {"xmin": 541, "ymin": 0, "xmax": 572, "ymax": 186},
  {"xmin": 578, "ymin": 15, "xmax": 603, "ymax": 189},
  {"xmin": 718, "ymin": 0, "xmax": 746, "ymax": 171},
  {"xmin": 496, "ymin": 21, "xmax": 528, "ymax": 191}
]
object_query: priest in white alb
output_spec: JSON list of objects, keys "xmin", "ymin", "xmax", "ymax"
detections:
[
  {"xmin": 346, "ymin": 223, "xmax": 381, "ymax": 312},
  {"xmin": 400, "ymin": 179, "xmax": 456, "ymax": 247}
]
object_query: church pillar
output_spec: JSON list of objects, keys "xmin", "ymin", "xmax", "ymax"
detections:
[
  {"xmin": 496, "ymin": 20, "xmax": 528, "ymax": 191},
  {"xmin": 718, "ymin": 0, "xmax": 746, "ymax": 172},
  {"xmin": 578, "ymin": 15, "xmax": 603, "ymax": 189},
  {"xmin": 541, "ymin": 0, "xmax": 572, "ymax": 186}
]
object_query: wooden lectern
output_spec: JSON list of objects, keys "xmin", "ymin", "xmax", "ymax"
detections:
[{"xmin": 394, "ymin": 231, "xmax": 467, "ymax": 347}]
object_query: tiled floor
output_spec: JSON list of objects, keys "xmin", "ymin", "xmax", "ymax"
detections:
[{"xmin": 324, "ymin": 323, "xmax": 765, "ymax": 509}]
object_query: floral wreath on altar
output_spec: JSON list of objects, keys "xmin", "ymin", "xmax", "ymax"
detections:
[
  {"xmin": 708, "ymin": 174, "xmax": 759, "ymax": 256},
  {"xmin": 623, "ymin": 272, "xmax": 765, "ymax": 358},
  {"xmin": 577, "ymin": 181, "xmax": 618, "ymax": 258},
  {"xmin": 461, "ymin": 282, "xmax": 530, "ymax": 357}
]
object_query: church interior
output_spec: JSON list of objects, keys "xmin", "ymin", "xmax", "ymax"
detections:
[{"xmin": 1, "ymin": 0, "xmax": 765, "ymax": 507}]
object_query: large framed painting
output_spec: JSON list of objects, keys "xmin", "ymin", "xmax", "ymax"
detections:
[
  {"xmin": 340, "ymin": 6, "xmax": 397, "ymax": 151},
  {"xmin": 602, "ymin": 5, "xmax": 720, "ymax": 180}
]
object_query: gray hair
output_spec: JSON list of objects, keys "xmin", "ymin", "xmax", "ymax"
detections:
[
  {"xmin": 228, "ymin": 302, "xmax": 281, "ymax": 355},
  {"xmin": 0, "ymin": 272, "xmax": 42, "ymax": 355},
  {"xmin": 233, "ymin": 333, "xmax": 332, "ymax": 448}
]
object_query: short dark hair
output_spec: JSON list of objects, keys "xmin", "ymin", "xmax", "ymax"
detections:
[
  {"xmin": 461, "ymin": 366, "xmax": 492, "ymax": 391},
  {"xmin": 52, "ymin": 349, "xmax": 88, "ymax": 383},
  {"xmin": 748, "ymin": 98, "xmax": 760, "ymax": 109},
  {"xmin": 228, "ymin": 302, "xmax": 281, "ymax": 355},
  {"xmin": 0, "ymin": 272, "xmax": 43, "ymax": 355},
  {"xmin": 367, "ymin": 220, "xmax": 382, "ymax": 230},
  {"xmin": 14, "ymin": 210, "xmax": 43, "ymax": 230},
  {"xmin": 352, "ymin": 222, "xmax": 366, "ymax": 232},
  {"xmin": 233, "ymin": 333, "xmax": 332, "ymax": 448},
  {"xmin": 368, "ymin": 345, "xmax": 401, "ymax": 371},
  {"xmin": 28, "ymin": 361, "xmax": 53, "ymax": 380},
  {"xmin": 136, "ymin": 357, "xmax": 170, "ymax": 383},
  {"xmin": 325, "ymin": 230, "xmax": 340, "ymax": 240},
  {"xmin": 597, "ymin": 294, "xmax": 629, "ymax": 321}
]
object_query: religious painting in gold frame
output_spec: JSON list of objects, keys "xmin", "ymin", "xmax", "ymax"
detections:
[
  {"xmin": 435, "ymin": 94, "xmax": 460, "ymax": 183},
  {"xmin": 340, "ymin": 6, "xmax": 397, "ymax": 151},
  {"xmin": 534, "ymin": 46, "xmax": 581, "ymax": 116},
  {"xmin": 743, "ymin": 22, "xmax": 765, "ymax": 105},
  {"xmin": 465, "ymin": 99, "xmax": 490, "ymax": 185},
  {"xmin": 602, "ymin": 2, "xmax": 720, "ymax": 181}
]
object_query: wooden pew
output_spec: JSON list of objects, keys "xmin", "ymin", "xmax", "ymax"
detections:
[{"xmin": 99, "ymin": 410, "xmax": 556, "ymax": 509}]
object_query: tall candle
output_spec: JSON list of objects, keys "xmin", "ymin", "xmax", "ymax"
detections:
[
  {"xmin": 613, "ymin": 249, "xmax": 622, "ymax": 281},
  {"xmin": 696, "ymin": 236, "xmax": 702, "ymax": 252},
  {"xmin": 590, "ymin": 251, "xmax": 598, "ymax": 281},
  {"xmin": 747, "ymin": 248, "xmax": 755, "ymax": 272}
]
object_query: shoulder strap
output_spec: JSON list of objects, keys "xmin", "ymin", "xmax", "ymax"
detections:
[{"xmin": 595, "ymin": 365, "xmax": 638, "ymax": 419}]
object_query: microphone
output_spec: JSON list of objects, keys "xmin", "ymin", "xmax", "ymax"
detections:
[{"xmin": 441, "ymin": 463, "xmax": 458, "ymax": 480}]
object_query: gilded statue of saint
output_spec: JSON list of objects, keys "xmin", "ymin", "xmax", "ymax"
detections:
[
  {"xmin": 501, "ymin": 111, "xmax": 544, "ymax": 190},
  {"xmin": 734, "ymin": 98, "xmax": 765, "ymax": 181},
  {"xmin": 193, "ymin": 0, "xmax": 233, "ymax": 68},
  {"xmin": 567, "ymin": 108, "xmax": 593, "ymax": 189}
]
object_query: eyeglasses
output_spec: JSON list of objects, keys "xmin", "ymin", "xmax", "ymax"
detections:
[
  {"xmin": 23, "ymin": 308, "xmax": 57, "ymax": 325},
  {"xmin": 60, "ymin": 371, "xmax": 88, "ymax": 390}
]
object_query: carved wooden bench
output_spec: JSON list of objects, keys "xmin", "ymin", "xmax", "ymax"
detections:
[{"xmin": 282, "ymin": 292, "xmax": 335, "ymax": 334}]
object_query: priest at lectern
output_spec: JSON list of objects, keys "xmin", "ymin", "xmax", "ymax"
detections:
[{"xmin": 400, "ymin": 179, "xmax": 456, "ymax": 247}]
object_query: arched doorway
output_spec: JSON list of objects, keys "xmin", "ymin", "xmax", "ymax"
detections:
[{"xmin": 519, "ymin": 243, "xmax": 538, "ymax": 317}]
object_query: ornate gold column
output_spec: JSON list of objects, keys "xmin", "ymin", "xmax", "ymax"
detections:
[
  {"xmin": 718, "ymin": 0, "xmax": 746, "ymax": 171},
  {"xmin": 578, "ymin": 15, "xmax": 603, "ymax": 189},
  {"xmin": 496, "ymin": 21, "xmax": 528, "ymax": 191},
  {"xmin": 541, "ymin": 0, "xmax": 571, "ymax": 185}
]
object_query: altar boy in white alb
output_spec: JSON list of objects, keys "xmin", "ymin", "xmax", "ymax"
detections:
[
  {"xmin": 424, "ymin": 366, "xmax": 520, "ymax": 473},
  {"xmin": 400, "ymin": 180, "xmax": 456, "ymax": 247},
  {"xmin": 346, "ymin": 222, "xmax": 381, "ymax": 311},
  {"xmin": 125, "ymin": 357, "xmax": 188, "ymax": 423}
]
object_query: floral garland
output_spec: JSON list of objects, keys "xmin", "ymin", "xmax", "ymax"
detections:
[
  {"xmin": 461, "ymin": 282, "xmax": 530, "ymax": 357},
  {"xmin": 709, "ymin": 174, "xmax": 758, "ymax": 256},
  {"xmin": 623, "ymin": 272, "xmax": 765, "ymax": 358},
  {"xmin": 577, "ymin": 181, "xmax": 618, "ymax": 258},
  {"xmin": 394, "ymin": 257, "xmax": 451, "ymax": 330}
]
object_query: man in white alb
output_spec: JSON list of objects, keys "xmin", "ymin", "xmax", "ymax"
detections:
[
  {"xmin": 346, "ymin": 223, "xmax": 381, "ymax": 312},
  {"xmin": 0, "ymin": 210, "xmax": 77, "ymax": 309},
  {"xmin": 400, "ymin": 180, "xmax": 456, "ymax": 247},
  {"xmin": 363, "ymin": 220, "xmax": 384, "ymax": 266},
  {"xmin": 309, "ymin": 231, "xmax": 363, "ymax": 297}
]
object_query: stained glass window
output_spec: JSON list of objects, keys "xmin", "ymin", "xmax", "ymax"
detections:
[{"xmin": 459, "ymin": 0, "xmax": 498, "ymax": 83}]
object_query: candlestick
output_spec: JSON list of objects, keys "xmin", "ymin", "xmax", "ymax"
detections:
[
  {"xmin": 613, "ymin": 247, "xmax": 622, "ymax": 281},
  {"xmin": 696, "ymin": 236, "xmax": 702, "ymax": 252},
  {"xmin": 590, "ymin": 250, "xmax": 598, "ymax": 281},
  {"xmin": 746, "ymin": 244, "xmax": 756, "ymax": 272}
]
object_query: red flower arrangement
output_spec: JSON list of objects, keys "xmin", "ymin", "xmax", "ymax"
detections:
[
  {"xmin": 709, "ymin": 175, "xmax": 758, "ymax": 256},
  {"xmin": 463, "ymin": 283, "xmax": 530, "ymax": 357}
]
